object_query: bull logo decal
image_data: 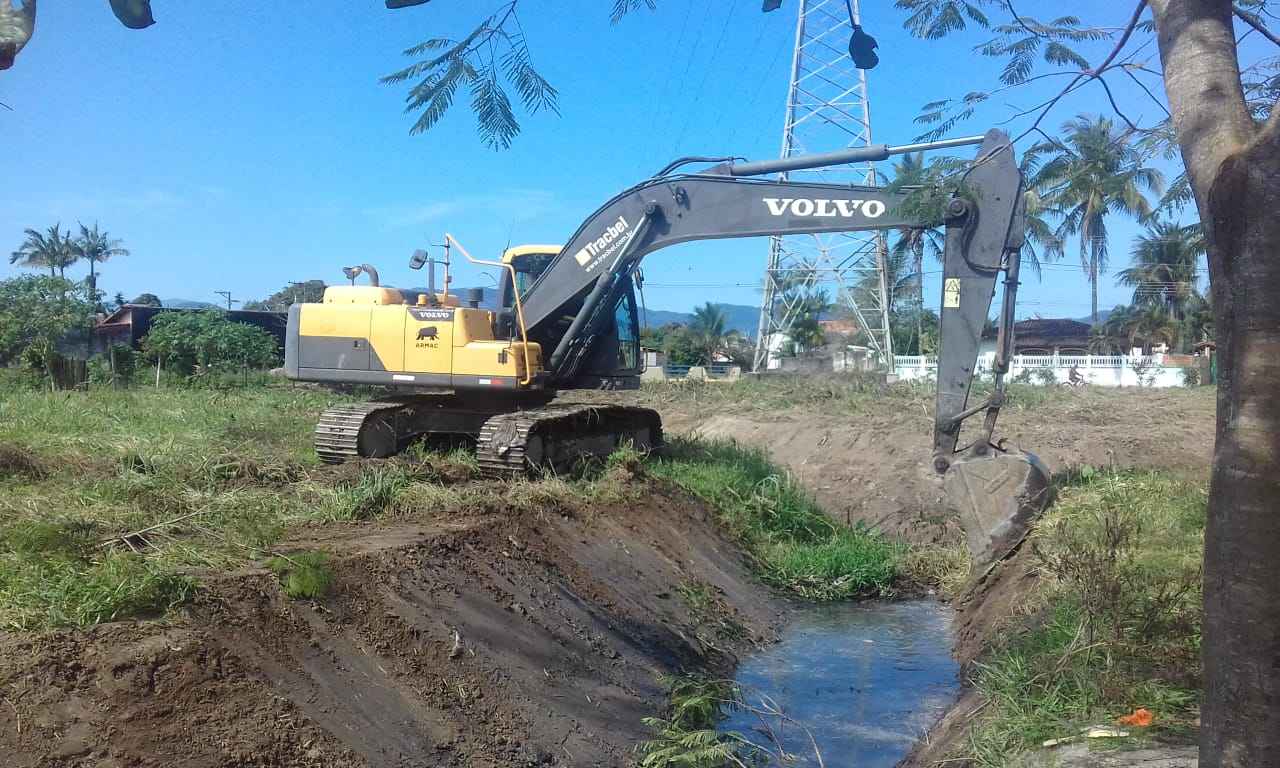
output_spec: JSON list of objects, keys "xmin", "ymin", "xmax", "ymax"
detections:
[{"xmin": 418, "ymin": 326, "xmax": 438, "ymax": 340}]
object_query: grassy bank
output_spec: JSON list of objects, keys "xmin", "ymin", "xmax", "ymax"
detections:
[
  {"xmin": 1, "ymin": 381, "xmax": 904, "ymax": 630},
  {"xmin": 0, "ymin": 383, "xmax": 489, "ymax": 629},
  {"xmin": 648, "ymin": 436, "xmax": 901, "ymax": 599},
  {"xmin": 962, "ymin": 469, "xmax": 1205, "ymax": 765}
]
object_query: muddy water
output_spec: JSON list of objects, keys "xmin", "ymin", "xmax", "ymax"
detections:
[{"xmin": 722, "ymin": 600, "xmax": 957, "ymax": 767}]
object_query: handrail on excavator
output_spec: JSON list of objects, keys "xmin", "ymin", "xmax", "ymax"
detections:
[{"xmin": 445, "ymin": 233, "xmax": 535, "ymax": 387}]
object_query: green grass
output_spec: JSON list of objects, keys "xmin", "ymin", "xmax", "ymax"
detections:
[
  {"xmin": 0, "ymin": 380, "xmax": 502, "ymax": 629},
  {"xmin": 648, "ymin": 436, "xmax": 901, "ymax": 599},
  {"xmin": 638, "ymin": 675, "xmax": 743, "ymax": 768},
  {"xmin": 267, "ymin": 551, "xmax": 336, "ymax": 599},
  {"xmin": 634, "ymin": 371, "xmax": 1080, "ymax": 420},
  {"xmin": 962, "ymin": 470, "xmax": 1206, "ymax": 765},
  {"xmin": 6, "ymin": 380, "xmax": 868, "ymax": 629}
]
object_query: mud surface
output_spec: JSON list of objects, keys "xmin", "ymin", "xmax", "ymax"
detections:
[{"xmin": 0, "ymin": 487, "xmax": 780, "ymax": 767}]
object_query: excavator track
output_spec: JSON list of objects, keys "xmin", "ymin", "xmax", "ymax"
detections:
[
  {"xmin": 313, "ymin": 401, "xmax": 408, "ymax": 464},
  {"xmin": 476, "ymin": 404, "xmax": 663, "ymax": 475},
  {"xmin": 314, "ymin": 399, "xmax": 662, "ymax": 474}
]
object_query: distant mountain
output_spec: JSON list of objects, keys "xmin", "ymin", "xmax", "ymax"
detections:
[
  {"xmin": 1074, "ymin": 309, "xmax": 1112, "ymax": 325},
  {"xmin": 640, "ymin": 303, "xmax": 759, "ymax": 338},
  {"xmin": 163, "ymin": 299, "xmax": 219, "ymax": 309}
]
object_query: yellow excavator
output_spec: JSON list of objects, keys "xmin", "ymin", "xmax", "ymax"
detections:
[{"xmin": 285, "ymin": 130, "xmax": 1050, "ymax": 565}]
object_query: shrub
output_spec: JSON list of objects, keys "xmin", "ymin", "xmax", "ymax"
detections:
[
  {"xmin": 143, "ymin": 310, "xmax": 279, "ymax": 377},
  {"xmin": 266, "ymin": 551, "xmax": 335, "ymax": 599},
  {"xmin": 0, "ymin": 275, "xmax": 95, "ymax": 369},
  {"xmin": 964, "ymin": 471, "xmax": 1205, "ymax": 762},
  {"xmin": 1180, "ymin": 366, "xmax": 1200, "ymax": 387}
]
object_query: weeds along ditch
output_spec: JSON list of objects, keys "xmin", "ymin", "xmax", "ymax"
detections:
[
  {"xmin": 638, "ymin": 469, "xmax": 1209, "ymax": 768},
  {"xmin": 647, "ymin": 436, "xmax": 901, "ymax": 600},
  {"xmin": 957, "ymin": 469, "xmax": 1206, "ymax": 766}
]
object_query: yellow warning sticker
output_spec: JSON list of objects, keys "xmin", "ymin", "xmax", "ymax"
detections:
[{"xmin": 943, "ymin": 278, "xmax": 961, "ymax": 309}]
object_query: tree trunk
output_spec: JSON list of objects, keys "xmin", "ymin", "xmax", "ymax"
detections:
[
  {"xmin": 1148, "ymin": 1, "xmax": 1280, "ymax": 765},
  {"xmin": 1197, "ymin": 133, "xmax": 1280, "ymax": 768},
  {"xmin": 1090, "ymin": 240, "xmax": 1099, "ymax": 322},
  {"xmin": 914, "ymin": 243, "xmax": 924, "ymax": 355}
]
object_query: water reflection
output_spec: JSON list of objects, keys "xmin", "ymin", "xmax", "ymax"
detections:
[{"xmin": 722, "ymin": 600, "xmax": 957, "ymax": 767}]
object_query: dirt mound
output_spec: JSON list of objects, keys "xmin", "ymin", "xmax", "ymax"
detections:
[
  {"xmin": 0, "ymin": 487, "xmax": 779, "ymax": 767},
  {"xmin": 652, "ymin": 387, "xmax": 1214, "ymax": 545}
]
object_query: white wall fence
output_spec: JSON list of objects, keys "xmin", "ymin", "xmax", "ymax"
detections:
[{"xmin": 894, "ymin": 353, "xmax": 1191, "ymax": 388}]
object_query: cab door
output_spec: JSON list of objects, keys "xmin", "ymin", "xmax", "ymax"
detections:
[{"xmin": 613, "ymin": 287, "xmax": 640, "ymax": 374}]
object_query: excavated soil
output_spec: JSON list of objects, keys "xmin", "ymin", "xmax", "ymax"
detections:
[
  {"xmin": 648, "ymin": 386, "xmax": 1214, "ymax": 545},
  {"xmin": 0, "ymin": 486, "xmax": 780, "ymax": 767}
]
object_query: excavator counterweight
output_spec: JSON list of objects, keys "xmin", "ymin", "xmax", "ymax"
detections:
[{"xmin": 286, "ymin": 129, "xmax": 1051, "ymax": 569}]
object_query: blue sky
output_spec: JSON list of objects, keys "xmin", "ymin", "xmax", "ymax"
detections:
[{"xmin": 0, "ymin": 0, "xmax": 1228, "ymax": 320}]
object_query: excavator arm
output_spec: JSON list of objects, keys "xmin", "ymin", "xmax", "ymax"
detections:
[{"xmin": 514, "ymin": 129, "xmax": 1049, "ymax": 565}]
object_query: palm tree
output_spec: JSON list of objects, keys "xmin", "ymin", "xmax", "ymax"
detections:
[
  {"xmin": 688, "ymin": 302, "xmax": 740, "ymax": 363},
  {"xmin": 888, "ymin": 153, "xmax": 947, "ymax": 355},
  {"xmin": 1096, "ymin": 303, "xmax": 1180, "ymax": 354},
  {"xmin": 1028, "ymin": 116, "xmax": 1164, "ymax": 321},
  {"xmin": 10, "ymin": 224, "xmax": 76, "ymax": 277},
  {"xmin": 73, "ymin": 222, "xmax": 129, "ymax": 310},
  {"xmin": 1131, "ymin": 305, "xmax": 1179, "ymax": 352},
  {"xmin": 1116, "ymin": 219, "xmax": 1204, "ymax": 318},
  {"xmin": 1020, "ymin": 184, "xmax": 1065, "ymax": 275}
]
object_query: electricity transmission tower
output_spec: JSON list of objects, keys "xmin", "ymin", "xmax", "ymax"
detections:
[{"xmin": 752, "ymin": 0, "xmax": 893, "ymax": 371}]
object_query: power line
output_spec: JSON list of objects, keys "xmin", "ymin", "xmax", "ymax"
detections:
[
  {"xmin": 644, "ymin": 0, "xmax": 696, "ymax": 163},
  {"xmin": 672, "ymin": 0, "xmax": 742, "ymax": 154},
  {"xmin": 724, "ymin": 24, "xmax": 794, "ymax": 150},
  {"xmin": 655, "ymin": 1, "xmax": 714, "ymax": 158}
]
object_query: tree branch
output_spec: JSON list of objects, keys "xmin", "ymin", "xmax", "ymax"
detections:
[
  {"xmin": 1091, "ymin": 0, "xmax": 1151, "ymax": 76},
  {"xmin": 1005, "ymin": 0, "xmax": 1048, "ymax": 39},
  {"xmin": 1003, "ymin": 0, "xmax": 1150, "ymax": 144},
  {"xmin": 1094, "ymin": 74, "xmax": 1142, "ymax": 130},
  {"xmin": 1121, "ymin": 65, "xmax": 1173, "ymax": 117},
  {"xmin": 1233, "ymin": 4, "xmax": 1280, "ymax": 48}
]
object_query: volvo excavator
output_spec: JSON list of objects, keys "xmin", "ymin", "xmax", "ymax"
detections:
[{"xmin": 284, "ymin": 129, "xmax": 1050, "ymax": 566}]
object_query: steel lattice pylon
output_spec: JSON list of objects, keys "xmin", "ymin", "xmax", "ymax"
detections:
[{"xmin": 752, "ymin": 0, "xmax": 893, "ymax": 371}]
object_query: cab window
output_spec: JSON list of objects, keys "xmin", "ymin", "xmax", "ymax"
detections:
[{"xmin": 503, "ymin": 252, "xmax": 557, "ymax": 307}]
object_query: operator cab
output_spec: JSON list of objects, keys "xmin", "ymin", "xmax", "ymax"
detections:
[
  {"xmin": 498, "ymin": 244, "xmax": 643, "ymax": 383},
  {"xmin": 497, "ymin": 245, "xmax": 562, "ymax": 309}
]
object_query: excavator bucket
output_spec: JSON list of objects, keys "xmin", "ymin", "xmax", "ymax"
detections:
[
  {"xmin": 943, "ymin": 447, "xmax": 1051, "ymax": 570},
  {"xmin": 931, "ymin": 130, "xmax": 1053, "ymax": 572}
]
